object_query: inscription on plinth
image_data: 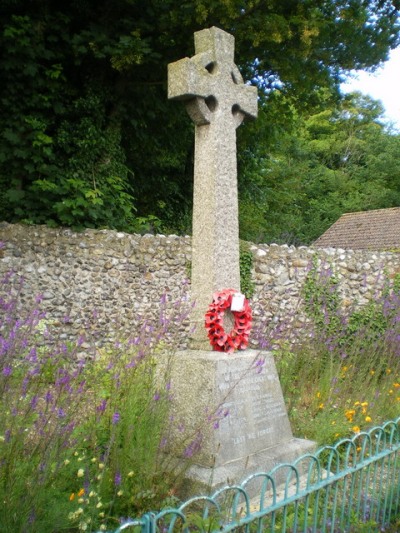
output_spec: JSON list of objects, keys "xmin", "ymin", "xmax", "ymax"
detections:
[
  {"xmin": 165, "ymin": 349, "xmax": 315, "ymax": 491},
  {"xmin": 214, "ymin": 355, "xmax": 293, "ymax": 464}
]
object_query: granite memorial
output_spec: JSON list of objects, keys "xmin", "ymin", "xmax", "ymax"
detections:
[{"xmin": 167, "ymin": 26, "xmax": 314, "ymax": 492}]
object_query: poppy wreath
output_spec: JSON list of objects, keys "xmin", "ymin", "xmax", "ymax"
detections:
[{"xmin": 205, "ymin": 288, "xmax": 252, "ymax": 353}]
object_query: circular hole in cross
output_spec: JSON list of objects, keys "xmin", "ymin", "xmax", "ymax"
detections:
[
  {"xmin": 232, "ymin": 104, "xmax": 241, "ymax": 116},
  {"xmin": 205, "ymin": 96, "xmax": 217, "ymax": 112},
  {"xmin": 205, "ymin": 62, "xmax": 216, "ymax": 74}
]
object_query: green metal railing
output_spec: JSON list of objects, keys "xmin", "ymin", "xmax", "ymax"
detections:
[{"xmin": 104, "ymin": 417, "xmax": 400, "ymax": 532}]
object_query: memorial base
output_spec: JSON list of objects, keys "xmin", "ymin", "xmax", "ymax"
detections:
[{"xmin": 164, "ymin": 349, "xmax": 315, "ymax": 496}]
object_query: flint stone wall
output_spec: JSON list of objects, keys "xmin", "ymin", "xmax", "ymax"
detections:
[{"xmin": 1, "ymin": 222, "xmax": 400, "ymax": 348}]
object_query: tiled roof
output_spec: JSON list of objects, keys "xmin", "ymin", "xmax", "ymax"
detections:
[{"xmin": 313, "ymin": 208, "xmax": 400, "ymax": 251}]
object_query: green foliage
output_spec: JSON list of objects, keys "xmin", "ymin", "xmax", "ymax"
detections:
[
  {"xmin": 185, "ymin": 513, "xmax": 221, "ymax": 532},
  {"xmin": 239, "ymin": 92, "xmax": 400, "ymax": 244},
  {"xmin": 1, "ymin": 1, "xmax": 400, "ymax": 234},
  {"xmin": 0, "ymin": 275, "xmax": 202, "ymax": 532},
  {"xmin": 239, "ymin": 241, "xmax": 255, "ymax": 298},
  {"xmin": 303, "ymin": 260, "xmax": 400, "ymax": 358},
  {"xmin": 275, "ymin": 268, "xmax": 400, "ymax": 446},
  {"xmin": 302, "ymin": 255, "xmax": 341, "ymax": 338}
]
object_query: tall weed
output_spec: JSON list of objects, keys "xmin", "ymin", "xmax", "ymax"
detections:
[
  {"xmin": 0, "ymin": 272, "xmax": 199, "ymax": 532},
  {"xmin": 274, "ymin": 262, "xmax": 400, "ymax": 445}
]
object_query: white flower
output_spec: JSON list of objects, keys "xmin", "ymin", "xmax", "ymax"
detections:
[{"xmin": 77, "ymin": 468, "xmax": 84, "ymax": 478}]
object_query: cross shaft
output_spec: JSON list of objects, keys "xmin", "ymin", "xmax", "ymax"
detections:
[{"xmin": 168, "ymin": 27, "xmax": 257, "ymax": 349}]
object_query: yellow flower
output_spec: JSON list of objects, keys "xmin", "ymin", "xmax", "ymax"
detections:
[
  {"xmin": 69, "ymin": 493, "xmax": 75, "ymax": 501},
  {"xmin": 394, "ymin": 383, "xmax": 400, "ymax": 389},
  {"xmin": 352, "ymin": 426, "xmax": 361, "ymax": 433},
  {"xmin": 78, "ymin": 488, "xmax": 85, "ymax": 497},
  {"xmin": 318, "ymin": 403, "xmax": 324, "ymax": 409},
  {"xmin": 98, "ymin": 463, "xmax": 105, "ymax": 470},
  {"xmin": 316, "ymin": 392, "xmax": 321, "ymax": 398},
  {"xmin": 361, "ymin": 402, "xmax": 368, "ymax": 407},
  {"xmin": 345, "ymin": 409, "xmax": 355, "ymax": 421},
  {"xmin": 386, "ymin": 368, "xmax": 392, "ymax": 374},
  {"xmin": 331, "ymin": 421, "xmax": 336, "ymax": 425},
  {"xmin": 354, "ymin": 401, "xmax": 360, "ymax": 406},
  {"xmin": 365, "ymin": 416, "xmax": 372, "ymax": 423},
  {"xmin": 127, "ymin": 471, "xmax": 134, "ymax": 477}
]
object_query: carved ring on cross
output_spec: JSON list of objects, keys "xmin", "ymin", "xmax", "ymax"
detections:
[
  {"xmin": 184, "ymin": 60, "xmax": 248, "ymax": 128},
  {"xmin": 168, "ymin": 26, "xmax": 258, "ymax": 127},
  {"xmin": 205, "ymin": 288, "xmax": 252, "ymax": 353}
]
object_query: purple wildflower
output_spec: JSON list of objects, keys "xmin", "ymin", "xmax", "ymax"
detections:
[
  {"xmin": 183, "ymin": 433, "xmax": 203, "ymax": 458},
  {"xmin": 2, "ymin": 366, "xmax": 12, "ymax": 376},
  {"xmin": 114, "ymin": 471, "xmax": 122, "ymax": 486},
  {"xmin": 97, "ymin": 399, "xmax": 107, "ymax": 413},
  {"xmin": 112, "ymin": 412, "xmax": 120, "ymax": 424}
]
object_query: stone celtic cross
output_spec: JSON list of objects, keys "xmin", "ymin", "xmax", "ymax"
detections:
[{"xmin": 168, "ymin": 27, "xmax": 258, "ymax": 349}]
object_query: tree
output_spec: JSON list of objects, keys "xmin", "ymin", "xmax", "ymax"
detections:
[
  {"xmin": 238, "ymin": 92, "xmax": 400, "ymax": 244},
  {"xmin": 1, "ymin": 0, "xmax": 400, "ymax": 231}
]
